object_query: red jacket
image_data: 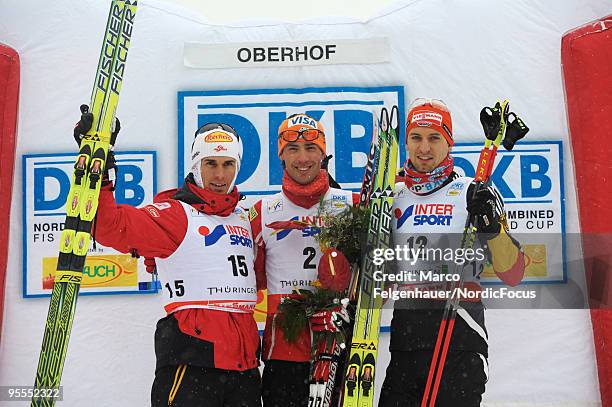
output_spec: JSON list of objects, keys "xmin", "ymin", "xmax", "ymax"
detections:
[{"xmin": 95, "ymin": 181, "xmax": 259, "ymax": 371}]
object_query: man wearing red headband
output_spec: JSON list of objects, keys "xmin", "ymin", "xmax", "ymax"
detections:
[
  {"xmin": 378, "ymin": 99, "xmax": 526, "ymax": 406},
  {"xmin": 249, "ymin": 113, "xmax": 355, "ymax": 407}
]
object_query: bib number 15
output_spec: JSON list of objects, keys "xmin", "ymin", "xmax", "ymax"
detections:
[
  {"xmin": 228, "ymin": 255, "xmax": 249, "ymax": 277},
  {"xmin": 165, "ymin": 280, "xmax": 185, "ymax": 298}
]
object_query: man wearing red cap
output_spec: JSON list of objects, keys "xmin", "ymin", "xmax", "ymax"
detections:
[
  {"xmin": 378, "ymin": 99, "xmax": 525, "ymax": 406},
  {"xmin": 249, "ymin": 113, "xmax": 355, "ymax": 407}
]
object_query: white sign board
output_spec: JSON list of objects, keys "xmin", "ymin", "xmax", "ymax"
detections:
[{"xmin": 22, "ymin": 152, "xmax": 158, "ymax": 297}]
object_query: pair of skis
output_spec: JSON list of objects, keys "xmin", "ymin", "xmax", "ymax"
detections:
[
  {"xmin": 307, "ymin": 107, "xmax": 383, "ymax": 407},
  {"xmin": 341, "ymin": 106, "xmax": 400, "ymax": 407},
  {"xmin": 32, "ymin": 2, "xmax": 137, "ymax": 406},
  {"xmin": 307, "ymin": 106, "xmax": 399, "ymax": 407},
  {"xmin": 420, "ymin": 100, "xmax": 528, "ymax": 407},
  {"xmin": 307, "ymin": 112, "xmax": 379, "ymax": 407}
]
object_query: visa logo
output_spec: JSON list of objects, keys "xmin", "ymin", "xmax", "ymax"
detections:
[{"xmin": 290, "ymin": 115, "xmax": 318, "ymax": 128}]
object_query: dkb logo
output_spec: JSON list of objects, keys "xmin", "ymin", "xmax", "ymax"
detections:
[{"xmin": 178, "ymin": 86, "xmax": 405, "ymax": 196}]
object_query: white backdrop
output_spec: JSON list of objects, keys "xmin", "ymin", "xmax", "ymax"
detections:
[{"xmin": 1, "ymin": 0, "xmax": 611, "ymax": 405}]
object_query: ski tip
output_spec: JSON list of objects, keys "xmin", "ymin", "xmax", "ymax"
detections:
[
  {"xmin": 389, "ymin": 105, "xmax": 400, "ymax": 133},
  {"xmin": 380, "ymin": 107, "xmax": 389, "ymax": 132},
  {"xmin": 349, "ymin": 353, "xmax": 361, "ymax": 364},
  {"xmin": 372, "ymin": 110, "xmax": 381, "ymax": 133},
  {"xmin": 363, "ymin": 353, "xmax": 376, "ymax": 363}
]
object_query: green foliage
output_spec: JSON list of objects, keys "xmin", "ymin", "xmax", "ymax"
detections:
[
  {"xmin": 277, "ymin": 289, "xmax": 341, "ymax": 343},
  {"xmin": 315, "ymin": 203, "xmax": 370, "ymax": 265},
  {"xmin": 277, "ymin": 200, "xmax": 370, "ymax": 344}
]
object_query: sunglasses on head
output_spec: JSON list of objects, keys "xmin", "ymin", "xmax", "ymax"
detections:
[
  {"xmin": 409, "ymin": 98, "xmax": 450, "ymax": 113},
  {"xmin": 279, "ymin": 128, "xmax": 324, "ymax": 142},
  {"xmin": 194, "ymin": 122, "xmax": 240, "ymax": 140}
]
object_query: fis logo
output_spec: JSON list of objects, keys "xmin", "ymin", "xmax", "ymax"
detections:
[
  {"xmin": 234, "ymin": 208, "xmax": 248, "ymax": 222},
  {"xmin": 447, "ymin": 182, "xmax": 465, "ymax": 196},
  {"xmin": 199, "ymin": 224, "xmax": 253, "ymax": 247},
  {"xmin": 267, "ymin": 199, "xmax": 283, "ymax": 213},
  {"xmin": 395, "ymin": 203, "xmax": 454, "ymax": 228}
]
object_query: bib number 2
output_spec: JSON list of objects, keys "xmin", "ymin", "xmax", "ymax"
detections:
[{"xmin": 303, "ymin": 247, "xmax": 317, "ymax": 270}]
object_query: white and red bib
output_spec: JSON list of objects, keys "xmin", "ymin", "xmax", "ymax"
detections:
[
  {"xmin": 392, "ymin": 176, "xmax": 485, "ymax": 289},
  {"xmin": 260, "ymin": 188, "xmax": 354, "ymax": 299},
  {"xmin": 156, "ymin": 201, "xmax": 257, "ymax": 314},
  {"xmin": 394, "ymin": 177, "xmax": 472, "ymax": 234}
]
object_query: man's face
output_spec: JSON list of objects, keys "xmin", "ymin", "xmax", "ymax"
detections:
[
  {"xmin": 200, "ymin": 156, "xmax": 237, "ymax": 193},
  {"xmin": 406, "ymin": 127, "xmax": 451, "ymax": 173},
  {"xmin": 280, "ymin": 142, "xmax": 323, "ymax": 185}
]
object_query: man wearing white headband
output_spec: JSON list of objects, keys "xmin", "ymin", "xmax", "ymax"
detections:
[
  {"xmin": 77, "ymin": 114, "xmax": 261, "ymax": 407},
  {"xmin": 190, "ymin": 123, "xmax": 243, "ymax": 193}
]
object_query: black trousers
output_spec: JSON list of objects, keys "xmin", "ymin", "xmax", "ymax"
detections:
[
  {"xmin": 378, "ymin": 350, "xmax": 487, "ymax": 407},
  {"xmin": 151, "ymin": 365, "xmax": 262, "ymax": 407},
  {"xmin": 261, "ymin": 360, "xmax": 310, "ymax": 407}
]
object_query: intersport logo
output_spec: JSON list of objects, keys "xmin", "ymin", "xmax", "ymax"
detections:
[
  {"xmin": 395, "ymin": 203, "xmax": 454, "ymax": 228},
  {"xmin": 199, "ymin": 224, "xmax": 253, "ymax": 247}
]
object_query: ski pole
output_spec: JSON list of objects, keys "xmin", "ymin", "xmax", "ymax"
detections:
[{"xmin": 420, "ymin": 100, "xmax": 510, "ymax": 407}]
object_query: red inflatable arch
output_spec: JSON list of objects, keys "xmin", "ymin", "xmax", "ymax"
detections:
[
  {"xmin": 562, "ymin": 14, "xmax": 612, "ymax": 407},
  {"xmin": 0, "ymin": 42, "xmax": 20, "ymax": 343}
]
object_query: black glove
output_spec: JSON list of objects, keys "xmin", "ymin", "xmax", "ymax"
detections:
[
  {"xmin": 73, "ymin": 104, "xmax": 120, "ymax": 146},
  {"xmin": 467, "ymin": 183, "xmax": 501, "ymax": 236},
  {"xmin": 479, "ymin": 103, "xmax": 502, "ymax": 141},
  {"xmin": 503, "ymin": 112, "xmax": 529, "ymax": 151},
  {"xmin": 73, "ymin": 104, "xmax": 94, "ymax": 146},
  {"xmin": 73, "ymin": 104, "xmax": 120, "ymax": 182}
]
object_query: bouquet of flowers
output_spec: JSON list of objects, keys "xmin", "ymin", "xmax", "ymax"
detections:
[{"xmin": 276, "ymin": 202, "xmax": 370, "ymax": 343}]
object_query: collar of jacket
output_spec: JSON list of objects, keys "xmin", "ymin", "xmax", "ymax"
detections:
[{"xmin": 172, "ymin": 173, "xmax": 240, "ymax": 216}]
